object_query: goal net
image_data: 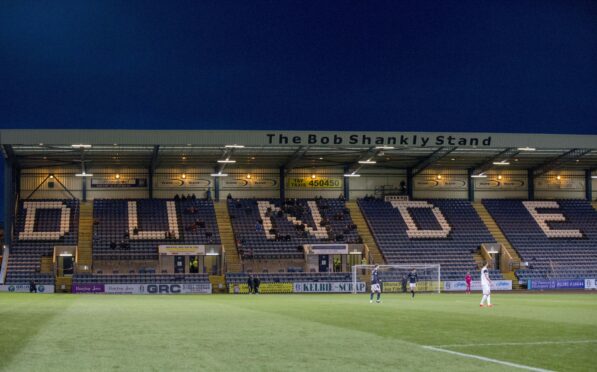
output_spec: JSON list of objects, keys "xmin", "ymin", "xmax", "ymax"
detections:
[{"xmin": 351, "ymin": 264, "xmax": 441, "ymax": 294}]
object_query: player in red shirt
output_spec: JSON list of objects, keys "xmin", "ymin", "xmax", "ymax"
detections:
[{"xmin": 465, "ymin": 271, "xmax": 472, "ymax": 294}]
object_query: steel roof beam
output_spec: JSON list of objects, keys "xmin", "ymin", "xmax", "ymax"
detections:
[
  {"xmin": 344, "ymin": 147, "xmax": 383, "ymax": 175},
  {"xmin": 283, "ymin": 146, "xmax": 309, "ymax": 174},
  {"xmin": 2, "ymin": 145, "xmax": 19, "ymax": 168},
  {"xmin": 215, "ymin": 148, "xmax": 236, "ymax": 174},
  {"xmin": 533, "ymin": 148, "xmax": 593, "ymax": 177},
  {"xmin": 149, "ymin": 145, "xmax": 160, "ymax": 171},
  {"xmin": 412, "ymin": 146, "xmax": 457, "ymax": 176},
  {"xmin": 471, "ymin": 147, "xmax": 519, "ymax": 175}
]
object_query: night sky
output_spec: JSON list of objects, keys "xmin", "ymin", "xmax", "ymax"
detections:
[
  {"xmin": 2, "ymin": 0, "xmax": 597, "ymax": 134},
  {"xmin": 2, "ymin": 1, "xmax": 597, "ymax": 219}
]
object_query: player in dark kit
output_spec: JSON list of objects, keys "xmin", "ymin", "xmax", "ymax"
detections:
[
  {"xmin": 407, "ymin": 269, "xmax": 418, "ymax": 298},
  {"xmin": 370, "ymin": 265, "xmax": 382, "ymax": 303}
]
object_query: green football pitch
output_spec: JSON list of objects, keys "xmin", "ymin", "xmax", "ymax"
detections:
[{"xmin": 1, "ymin": 293, "xmax": 596, "ymax": 372}]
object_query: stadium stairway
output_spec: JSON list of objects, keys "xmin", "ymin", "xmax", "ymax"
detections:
[
  {"xmin": 209, "ymin": 275, "xmax": 226, "ymax": 293},
  {"xmin": 214, "ymin": 201, "xmax": 242, "ymax": 272},
  {"xmin": 40, "ymin": 257, "xmax": 53, "ymax": 273},
  {"xmin": 55, "ymin": 276, "xmax": 72, "ymax": 293},
  {"xmin": 346, "ymin": 201, "xmax": 385, "ymax": 264},
  {"xmin": 472, "ymin": 202, "xmax": 523, "ymax": 267},
  {"xmin": 472, "ymin": 250, "xmax": 485, "ymax": 269},
  {"xmin": 502, "ymin": 271, "xmax": 523, "ymax": 290},
  {"xmin": 77, "ymin": 202, "xmax": 93, "ymax": 270}
]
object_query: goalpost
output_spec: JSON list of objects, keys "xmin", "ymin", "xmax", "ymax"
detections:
[{"xmin": 351, "ymin": 264, "xmax": 441, "ymax": 294}]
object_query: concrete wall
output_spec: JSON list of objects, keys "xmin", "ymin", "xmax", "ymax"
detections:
[
  {"xmin": 349, "ymin": 169, "xmax": 406, "ymax": 199},
  {"xmin": 17, "ymin": 166, "xmax": 597, "ymax": 201},
  {"xmin": 221, "ymin": 169, "xmax": 280, "ymax": 199},
  {"xmin": 412, "ymin": 169, "xmax": 468, "ymax": 199},
  {"xmin": 474, "ymin": 170, "xmax": 528, "ymax": 200},
  {"xmin": 534, "ymin": 171, "xmax": 586, "ymax": 200}
]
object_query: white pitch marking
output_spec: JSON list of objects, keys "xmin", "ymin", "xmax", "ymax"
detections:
[
  {"xmin": 431, "ymin": 339, "xmax": 597, "ymax": 348},
  {"xmin": 422, "ymin": 346, "xmax": 554, "ymax": 372}
]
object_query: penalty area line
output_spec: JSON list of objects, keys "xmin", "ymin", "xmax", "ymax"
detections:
[
  {"xmin": 430, "ymin": 339, "xmax": 597, "ymax": 348},
  {"xmin": 422, "ymin": 345, "xmax": 554, "ymax": 372}
]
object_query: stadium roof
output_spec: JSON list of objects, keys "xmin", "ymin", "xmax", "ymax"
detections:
[{"xmin": 1, "ymin": 129, "xmax": 597, "ymax": 173}]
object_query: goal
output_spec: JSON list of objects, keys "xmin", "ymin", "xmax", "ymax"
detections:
[{"xmin": 351, "ymin": 264, "xmax": 441, "ymax": 294}]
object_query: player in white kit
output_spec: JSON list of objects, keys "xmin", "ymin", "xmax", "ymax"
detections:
[{"xmin": 480, "ymin": 263, "xmax": 493, "ymax": 307}]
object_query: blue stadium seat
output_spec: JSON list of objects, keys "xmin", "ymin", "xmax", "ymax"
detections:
[
  {"xmin": 482, "ymin": 199, "xmax": 597, "ymax": 281},
  {"xmin": 228, "ymin": 199, "xmax": 361, "ymax": 259},
  {"xmin": 358, "ymin": 198, "xmax": 502, "ymax": 281},
  {"xmin": 92, "ymin": 199, "xmax": 220, "ymax": 260},
  {"xmin": 6, "ymin": 199, "xmax": 80, "ymax": 285}
]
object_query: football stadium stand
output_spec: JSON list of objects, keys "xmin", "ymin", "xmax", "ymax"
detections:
[
  {"xmin": 92, "ymin": 199, "xmax": 220, "ymax": 260},
  {"xmin": 5, "ymin": 199, "xmax": 79, "ymax": 285},
  {"xmin": 213, "ymin": 201, "xmax": 242, "ymax": 273},
  {"xmin": 226, "ymin": 271, "xmax": 351, "ymax": 284},
  {"xmin": 73, "ymin": 273, "xmax": 210, "ymax": 284},
  {"xmin": 228, "ymin": 198, "xmax": 361, "ymax": 259},
  {"xmin": 482, "ymin": 199, "xmax": 597, "ymax": 281},
  {"xmin": 358, "ymin": 198, "xmax": 503, "ymax": 281},
  {"xmin": 3, "ymin": 129, "xmax": 597, "ymax": 293}
]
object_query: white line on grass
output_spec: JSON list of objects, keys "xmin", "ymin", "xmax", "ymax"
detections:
[
  {"xmin": 430, "ymin": 339, "xmax": 597, "ymax": 348},
  {"xmin": 422, "ymin": 346, "xmax": 554, "ymax": 372}
]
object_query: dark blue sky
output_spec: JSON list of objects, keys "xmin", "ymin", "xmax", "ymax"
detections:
[{"xmin": 1, "ymin": 1, "xmax": 597, "ymax": 134}]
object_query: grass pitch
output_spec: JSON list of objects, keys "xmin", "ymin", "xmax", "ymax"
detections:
[{"xmin": 1, "ymin": 293, "xmax": 596, "ymax": 371}]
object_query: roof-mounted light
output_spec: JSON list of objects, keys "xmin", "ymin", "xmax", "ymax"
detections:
[
  {"xmin": 224, "ymin": 144, "xmax": 245, "ymax": 148},
  {"xmin": 217, "ymin": 159, "xmax": 236, "ymax": 164},
  {"xmin": 71, "ymin": 144, "xmax": 92, "ymax": 149}
]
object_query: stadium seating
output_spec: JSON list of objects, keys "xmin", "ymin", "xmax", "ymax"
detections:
[
  {"xmin": 482, "ymin": 199, "xmax": 597, "ymax": 281},
  {"xmin": 93, "ymin": 199, "xmax": 220, "ymax": 260},
  {"xmin": 358, "ymin": 198, "xmax": 502, "ymax": 281},
  {"xmin": 73, "ymin": 273, "xmax": 210, "ymax": 284},
  {"xmin": 228, "ymin": 199, "xmax": 361, "ymax": 259},
  {"xmin": 226, "ymin": 272, "xmax": 351, "ymax": 284},
  {"xmin": 6, "ymin": 199, "xmax": 80, "ymax": 285}
]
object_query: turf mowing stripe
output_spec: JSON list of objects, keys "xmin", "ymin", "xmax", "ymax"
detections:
[
  {"xmin": 422, "ymin": 346, "xmax": 554, "ymax": 372},
  {"xmin": 431, "ymin": 340, "xmax": 597, "ymax": 348}
]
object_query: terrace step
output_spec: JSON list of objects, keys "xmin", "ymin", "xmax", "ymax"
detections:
[
  {"xmin": 345, "ymin": 201, "xmax": 385, "ymax": 264},
  {"xmin": 502, "ymin": 271, "xmax": 523, "ymax": 290},
  {"xmin": 40, "ymin": 257, "xmax": 53, "ymax": 273},
  {"xmin": 472, "ymin": 250, "xmax": 485, "ymax": 270},
  {"xmin": 214, "ymin": 201, "xmax": 242, "ymax": 273},
  {"xmin": 77, "ymin": 202, "xmax": 93, "ymax": 270},
  {"xmin": 209, "ymin": 275, "xmax": 226, "ymax": 293},
  {"xmin": 472, "ymin": 202, "xmax": 523, "ymax": 272},
  {"xmin": 55, "ymin": 276, "xmax": 72, "ymax": 293}
]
